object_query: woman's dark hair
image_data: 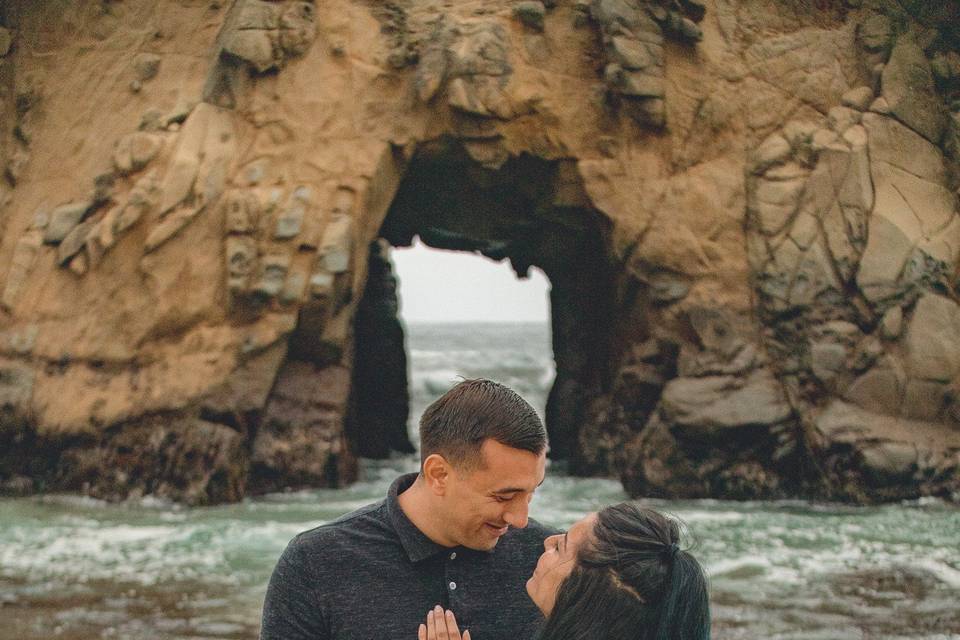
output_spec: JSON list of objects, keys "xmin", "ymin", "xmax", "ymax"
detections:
[{"xmin": 538, "ymin": 502, "xmax": 710, "ymax": 640}]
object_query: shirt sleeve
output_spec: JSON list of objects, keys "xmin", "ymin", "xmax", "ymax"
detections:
[{"xmin": 260, "ymin": 535, "xmax": 329, "ymax": 640}]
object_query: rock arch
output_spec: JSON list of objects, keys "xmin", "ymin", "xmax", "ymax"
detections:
[{"xmin": 1, "ymin": 0, "xmax": 959, "ymax": 504}]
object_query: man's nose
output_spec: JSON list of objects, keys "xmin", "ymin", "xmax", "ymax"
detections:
[{"xmin": 503, "ymin": 499, "xmax": 529, "ymax": 529}]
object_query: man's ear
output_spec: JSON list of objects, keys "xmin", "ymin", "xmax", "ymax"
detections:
[{"xmin": 422, "ymin": 454, "xmax": 452, "ymax": 495}]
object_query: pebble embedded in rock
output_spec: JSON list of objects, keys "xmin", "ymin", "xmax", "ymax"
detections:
[
  {"xmin": 114, "ymin": 132, "xmax": 161, "ymax": 175},
  {"xmin": 514, "ymin": 1, "xmax": 546, "ymax": 32},
  {"xmin": 880, "ymin": 306, "xmax": 903, "ymax": 340},
  {"xmin": 133, "ymin": 53, "xmax": 162, "ymax": 82},
  {"xmin": 841, "ymin": 86, "xmax": 874, "ymax": 111},
  {"xmin": 43, "ymin": 202, "xmax": 91, "ymax": 244}
]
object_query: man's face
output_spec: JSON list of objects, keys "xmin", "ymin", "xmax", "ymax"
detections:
[{"xmin": 441, "ymin": 439, "xmax": 547, "ymax": 551}]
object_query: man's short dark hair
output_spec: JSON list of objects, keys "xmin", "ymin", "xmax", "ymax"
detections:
[{"xmin": 419, "ymin": 378, "xmax": 547, "ymax": 469}]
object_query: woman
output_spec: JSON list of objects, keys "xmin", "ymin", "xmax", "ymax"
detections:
[{"xmin": 418, "ymin": 502, "xmax": 710, "ymax": 640}]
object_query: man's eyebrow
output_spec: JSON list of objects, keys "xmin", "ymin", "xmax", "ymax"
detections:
[{"xmin": 492, "ymin": 477, "xmax": 546, "ymax": 494}]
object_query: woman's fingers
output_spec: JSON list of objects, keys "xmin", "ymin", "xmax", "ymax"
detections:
[
  {"xmin": 435, "ymin": 606, "xmax": 449, "ymax": 640},
  {"xmin": 424, "ymin": 606, "xmax": 466, "ymax": 640},
  {"xmin": 445, "ymin": 609, "xmax": 461, "ymax": 640}
]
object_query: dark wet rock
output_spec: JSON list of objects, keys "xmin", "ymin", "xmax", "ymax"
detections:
[
  {"xmin": 347, "ymin": 240, "xmax": 414, "ymax": 458},
  {"xmin": 87, "ymin": 417, "xmax": 248, "ymax": 505},
  {"xmin": 249, "ymin": 360, "xmax": 357, "ymax": 493}
]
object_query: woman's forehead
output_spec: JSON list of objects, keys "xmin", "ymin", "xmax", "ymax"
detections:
[{"xmin": 568, "ymin": 512, "xmax": 597, "ymax": 542}]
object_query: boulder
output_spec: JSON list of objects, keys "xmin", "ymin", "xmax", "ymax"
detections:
[
  {"xmin": 844, "ymin": 358, "xmax": 904, "ymax": 416},
  {"xmin": 609, "ymin": 36, "xmax": 662, "ymax": 71},
  {"xmin": 881, "ymin": 37, "xmax": 948, "ymax": 144},
  {"xmin": 901, "ymin": 379, "xmax": 949, "ymax": 422},
  {"xmin": 880, "ymin": 306, "xmax": 903, "ymax": 339},
  {"xmin": 860, "ymin": 441, "xmax": 917, "ymax": 480},
  {"xmin": 810, "ymin": 341, "xmax": 847, "ymax": 383},
  {"xmin": 659, "ymin": 368, "xmax": 792, "ymax": 439},
  {"xmin": 221, "ymin": 0, "xmax": 282, "ymax": 72},
  {"xmin": 279, "ymin": 1, "xmax": 317, "ymax": 57},
  {"xmin": 904, "ymin": 293, "xmax": 960, "ymax": 382},
  {"xmin": 749, "ymin": 133, "xmax": 791, "ymax": 173}
]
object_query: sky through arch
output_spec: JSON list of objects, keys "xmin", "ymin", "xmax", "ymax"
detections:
[{"xmin": 391, "ymin": 238, "xmax": 550, "ymax": 324}]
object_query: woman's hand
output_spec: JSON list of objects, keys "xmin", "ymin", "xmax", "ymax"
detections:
[{"xmin": 418, "ymin": 605, "xmax": 471, "ymax": 640}]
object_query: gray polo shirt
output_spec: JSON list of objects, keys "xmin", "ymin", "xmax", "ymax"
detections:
[{"xmin": 260, "ymin": 473, "xmax": 556, "ymax": 640}]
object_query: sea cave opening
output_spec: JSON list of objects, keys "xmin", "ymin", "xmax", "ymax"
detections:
[{"xmin": 345, "ymin": 138, "xmax": 620, "ymax": 468}]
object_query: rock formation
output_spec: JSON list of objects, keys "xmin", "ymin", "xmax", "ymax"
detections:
[{"xmin": 1, "ymin": 0, "xmax": 959, "ymax": 504}]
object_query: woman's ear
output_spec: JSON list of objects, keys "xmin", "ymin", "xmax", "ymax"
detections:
[{"xmin": 422, "ymin": 454, "xmax": 451, "ymax": 495}]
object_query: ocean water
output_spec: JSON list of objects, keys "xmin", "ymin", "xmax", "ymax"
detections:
[{"xmin": 0, "ymin": 322, "xmax": 958, "ymax": 639}]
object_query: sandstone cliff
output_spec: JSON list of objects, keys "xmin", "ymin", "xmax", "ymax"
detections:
[{"xmin": 1, "ymin": 0, "xmax": 958, "ymax": 504}]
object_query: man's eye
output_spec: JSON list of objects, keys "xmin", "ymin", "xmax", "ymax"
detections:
[{"xmin": 493, "ymin": 494, "xmax": 514, "ymax": 503}]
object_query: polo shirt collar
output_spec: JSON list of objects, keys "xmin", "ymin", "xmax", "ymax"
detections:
[{"xmin": 386, "ymin": 473, "xmax": 449, "ymax": 563}]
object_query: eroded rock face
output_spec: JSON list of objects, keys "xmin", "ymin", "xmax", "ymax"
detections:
[{"xmin": 1, "ymin": 0, "xmax": 959, "ymax": 504}]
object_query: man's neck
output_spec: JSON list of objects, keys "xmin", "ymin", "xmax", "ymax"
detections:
[{"xmin": 397, "ymin": 475, "xmax": 457, "ymax": 548}]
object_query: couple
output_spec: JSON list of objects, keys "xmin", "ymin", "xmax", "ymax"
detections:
[{"xmin": 261, "ymin": 379, "xmax": 710, "ymax": 640}]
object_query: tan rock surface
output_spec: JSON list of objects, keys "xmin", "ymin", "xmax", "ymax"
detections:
[{"xmin": 1, "ymin": 0, "xmax": 959, "ymax": 503}]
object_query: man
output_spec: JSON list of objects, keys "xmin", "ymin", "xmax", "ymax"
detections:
[{"xmin": 260, "ymin": 378, "xmax": 555, "ymax": 640}]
